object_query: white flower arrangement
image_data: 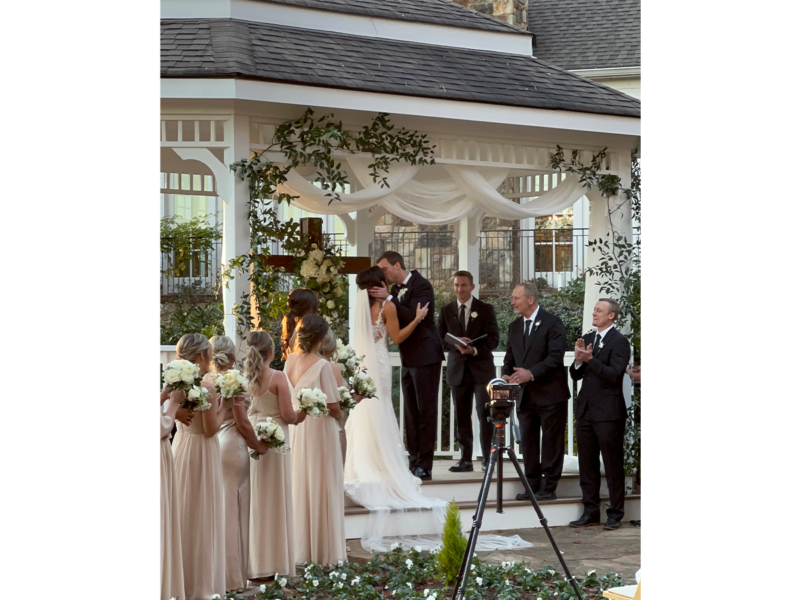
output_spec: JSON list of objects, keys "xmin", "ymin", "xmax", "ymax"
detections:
[
  {"xmin": 183, "ymin": 385, "xmax": 212, "ymax": 412},
  {"xmin": 398, "ymin": 288, "xmax": 408, "ymax": 300},
  {"xmin": 535, "ymin": 320, "xmax": 542, "ymax": 331},
  {"xmin": 352, "ymin": 372, "xmax": 378, "ymax": 399},
  {"xmin": 251, "ymin": 417, "xmax": 289, "ymax": 459},
  {"xmin": 297, "ymin": 387, "xmax": 329, "ymax": 417},
  {"xmin": 162, "ymin": 359, "xmax": 200, "ymax": 389},
  {"xmin": 338, "ymin": 386, "xmax": 357, "ymax": 411},
  {"xmin": 214, "ymin": 368, "xmax": 248, "ymax": 400}
]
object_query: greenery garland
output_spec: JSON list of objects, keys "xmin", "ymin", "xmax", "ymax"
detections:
[
  {"xmin": 223, "ymin": 109, "xmax": 436, "ymax": 342},
  {"xmin": 550, "ymin": 146, "xmax": 642, "ymax": 481}
]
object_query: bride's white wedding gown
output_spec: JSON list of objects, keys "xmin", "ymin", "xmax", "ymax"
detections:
[{"xmin": 344, "ymin": 289, "xmax": 532, "ymax": 553}]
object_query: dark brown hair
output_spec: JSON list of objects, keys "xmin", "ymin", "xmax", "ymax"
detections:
[
  {"xmin": 453, "ymin": 270, "xmax": 474, "ymax": 285},
  {"xmin": 377, "ymin": 250, "xmax": 405, "ymax": 270},
  {"xmin": 598, "ymin": 298, "xmax": 621, "ymax": 321},
  {"xmin": 296, "ymin": 314, "xmax": 329, "ymax": 354},
  {"xmin": 356, "ymin": 266, "xmax": 386, "ymax": 290},
  {"xmin": 281, "ymin": 288, "xmax": 318, "ymax": 359}
]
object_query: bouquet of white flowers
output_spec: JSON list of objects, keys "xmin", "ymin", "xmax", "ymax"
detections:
[
  {"xmin": 162, "ymin": 359, "xmax": 212, "ymax": 411},
  {"xmin": 214, "ymin": 369, "xmax": 248, "ymax": 400},
  {"xmin": 182, "ymin": 385, "xmax": 212, "ymax": 411},
  {"xmin": 297, "ymin": 387, "xmax": 329, "ymax": 417},
  {"xmin": 335, "ymin": 340, "xmax": 362, "ymax": 380},
  {"xmin": 162, "ymin": 359, "xmax": 200, "ymax": 392},
  {"xmin": 251, "ymin": 417, "xmax": 289, "ymax": 459},
  {"xmin": 338, "ymin": 386, "xmax": 357, "ymax": 411},
  {"xmin": 352, "ymin": 372, "xmax": 378, "ymax": 399}
]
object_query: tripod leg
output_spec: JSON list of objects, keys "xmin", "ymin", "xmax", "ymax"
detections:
[
  {"xmin": 506, "ymin": 448, "xmax": 583, "ymax": 599},
  {"xmin": 451, "ymin": 444, "xmax": 499, "ymax": 600}
]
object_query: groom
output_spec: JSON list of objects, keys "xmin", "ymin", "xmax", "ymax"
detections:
[{"xmin": 370, "ymin": 251, "xmax": 444, "ymax": 481}]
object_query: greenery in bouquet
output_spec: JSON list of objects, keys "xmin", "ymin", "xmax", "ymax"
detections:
[
  {"xmin": 251, "ymin": 417, "xmax": 289, "ymax": 459},
  {"xmin": 338, "ymin": 386, "xmax": 357, "ymax": 411},
  {"xmin": 352, "ymin": 371, "xmax": 378, "ymax": 399}
]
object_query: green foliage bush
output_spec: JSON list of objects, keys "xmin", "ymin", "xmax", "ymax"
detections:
[
  {"xmin": 160, "ymin": 284, "xmax": 225, "ymax": 345},
  {"xmin": 436, "ymin": 500, "xmax": 467, "ymax": 585}
]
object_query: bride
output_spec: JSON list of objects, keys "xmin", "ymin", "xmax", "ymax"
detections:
[
  {"xmin": 345, "ymin": 267, "xmax": 532, "ymax": 553},
  {"xmin": 344, "ymin": 266, "xmax": 446, "ymax": 552}
]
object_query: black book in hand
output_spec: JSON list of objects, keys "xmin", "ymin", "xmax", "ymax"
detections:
[{"xmin": 446, "ymin": 333, "xmax": 488, "ymax": 347}]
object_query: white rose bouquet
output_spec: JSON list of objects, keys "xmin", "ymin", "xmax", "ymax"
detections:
[
  {"xmin": 335, "ymin": 341, "xmax": 363, "ymax": 380},
  {"xmin": 297, "ymin": 387, "xmax": 330, "ymax": 417},
  {"xmin": 182, "ymin": 385, "xmax": 212, "ymax": 412},
  {"xmin": 251, "ymin": 417, "xmax": 289, "ymax": 459},
  {"xmin": 352, "ymin": 372, "xmax": 378, "ymax": 399},
  {"xmin": 162, "ymin": 359, "xmax": 212, "ymax": 410},
  {"xmin": 338, "ymin": 386, "xmax": 357, "ymax": 411},
  {"xmin": 214, "ymin": 369, "xmax": 249, "ymax": 400}
]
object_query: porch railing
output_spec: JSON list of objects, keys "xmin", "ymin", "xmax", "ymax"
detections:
[
  {"xmin": 160, "ymin": 238, "xmax": 222, "ymax": 296},
  {"xmin": 159, "ymin": 347, "xmax": 582, "ymax": 460},
  {"xmin": 480, "ymin": 228, "xmax": 588, "ymax": 294}
]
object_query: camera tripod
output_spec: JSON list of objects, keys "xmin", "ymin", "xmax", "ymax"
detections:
[{"xmin": 451, "ymin": 416, "xmax": 583, "ymax": 600}]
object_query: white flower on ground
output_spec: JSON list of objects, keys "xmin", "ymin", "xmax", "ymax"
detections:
[
  {"xmin": 340, "ymin": 572, "xmax": 347, "ymax": 580},
  {"xmin": 259, "ymin": 584, "xmax": 266, "ymax": 592},
  {"xmin": 279, "ymin": 577, "xmax": 287, "ymax": 587},
  {"xmin": 476, "ymin": 577, "xmax": 483, "ymax": 586},
  {"xmin": 525, "ymin": 568, "xmax": 531, "ymax": 574},
  {"xmin": 430, "ymin": 593, "xmax": 437, "ymax": 599},
  {"xmin": 406, "ymin": 559, "xmax": 413, "ymax": 568},
  {"xmin": 351, "ymin": 576, "xmax": 361, "ymax": 585},
  {"xmin": 312, "ymin": 579, "xmax": 319, "ymax": 587},
  {"xmin": 390, "ymin": 542, "xmax": 401, "ymax": 551},
  {"xmin": 470, "ymin": 564, "xmax": 476, "ymax": 571},
  {"xmin": 548, "ymin": 569, "xmax": 556, "ymax": 576},
  {"xmin": 407, "ymin": 582, "xmax": 413, "ymax": 589},
  {"xmin": 424, "ymin": 589, "xmax": 429, "ymax": 596},
  {"xmin": 338, "ymin": 560, "xmax": 344, "ymax": 567},
  {"xmin": 414, "ymin": 546, "xmax": 422, "ymax": 553},
  {"xmin": 211, "ymin": 596, "xmax": 221, "ymax": 600},
  {"xmin": 588, "ymin": 570, "xmax": 596, "ymax": 575},
  {"xmin": 505, "ymin": 579, "xmax": 512, "ymax": 585}
]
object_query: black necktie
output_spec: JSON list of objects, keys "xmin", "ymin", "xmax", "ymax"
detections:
[
  {"xmin": 594, "ymin": 332, "xmax": 601, "ymax": 356},
  {"xmin": 524, "ymin": 319, "xmax": 532, "ymax": 343},
  {"xmin": 459, "ymin": 304, "xmax": 467, "ymax": 334}
]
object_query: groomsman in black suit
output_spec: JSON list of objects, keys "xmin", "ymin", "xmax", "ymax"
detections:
[
  {"xmin": 437, "ymin": 271, "xmax": 500, "ymax": 473},
  {"xmin": 370, "ymin": 251, "xmax": 444, "ymax": 481},
  {"xmin": 569, "ymin": 298, "xmax": 631, "ymax": 530},
  {"xmin": 501, "ymin": 281, "xmax": 570, "ymax": 501}
]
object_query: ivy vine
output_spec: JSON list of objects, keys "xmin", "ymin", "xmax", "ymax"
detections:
[{"xmin": 223, "ymin": 109, "xmax": 436, "ymax": 343}]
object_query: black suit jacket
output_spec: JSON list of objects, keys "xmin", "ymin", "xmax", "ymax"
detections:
[
  {"xmin": 437, "ymin": 297, "xmax": 499, "ymax": 387},
  {"xmin": 502, "ymin": 308, "xmax": 570, "ymax": 408},
  {"xmin": 390, "ymin": 270, "xmax": 445, "ymax": 368},
  {"xmin": 569, "ymin": 327, "xmax": 630, "ymax": 421}
]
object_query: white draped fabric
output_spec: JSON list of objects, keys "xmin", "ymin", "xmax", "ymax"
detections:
[{"xmin": 280, "ymin": 157, "xmax": 586, "ymax": 224}]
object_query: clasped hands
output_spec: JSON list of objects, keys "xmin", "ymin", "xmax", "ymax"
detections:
[
  {"xmin": 502, "ymin": 368, "xmax": 533, "ymax": 385},
  {"xmin": 455, "ymin": 337, "xmax": 476, "ymax": 356},
  {"xmin": 574, "ymin": 338, "xmax": 594, "ymax": 363}
]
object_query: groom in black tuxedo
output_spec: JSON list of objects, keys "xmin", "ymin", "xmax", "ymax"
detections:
[
  {"xmin": 569, "ymin": 298, "xmax": 631, "ymax": 530},
  {"xmin": 438, "ymin": 270, "xmax": 499, "ymax": 473},
  {"xmin": 370, "ymin": 251, "xmax": 444, "ymax": 481},
  {"xmin": 502, "ymin": 281, "xmax": 570, "ymax": 501}
]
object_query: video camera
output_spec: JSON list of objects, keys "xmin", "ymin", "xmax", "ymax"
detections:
[{"xmin": 485, "ymin": 378, "xmax": 521, "ymax": 423}]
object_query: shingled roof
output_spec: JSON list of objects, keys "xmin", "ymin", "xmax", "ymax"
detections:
[
  {"xmin": 261, "ymin": 0, "xmax": 529, "ymax": 35},
  {"xmin": 528, "ymin": 0, "xmax": 640, "ymax": 71},
  {"xmin": 161, "ymin": 19, "xmax": 640, "ymax": 118}
]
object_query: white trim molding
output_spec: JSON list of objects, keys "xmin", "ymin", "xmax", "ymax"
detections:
[
  {"xmin": 161, "ymin": 78, "xmax": 640, "ymax": 137},
  {"xmin": 570, "ymin": 66, "xmax": 641, "ymax": 80},
  {"xmin": 161, "ymin": 0, "xmax": 533, "ymax": 56}
]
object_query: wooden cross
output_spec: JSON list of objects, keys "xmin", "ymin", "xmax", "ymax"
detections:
[{"xmin": 262, "ymin": 217, "xmax": 372, "ymax": 274}]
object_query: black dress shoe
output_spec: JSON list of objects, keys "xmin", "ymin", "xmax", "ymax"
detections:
[
  {"xmin": 604, "ymin": 517, "xmax": 621, "ymax": 530},
  {"xmin": 412, "ymin": 467, "xmax": 432, "ymax": 481},
  {"xmin": 569, "ymin": 513, "xmax": 601, "ymax": 527},
  {"xmin": 515, "ymin": 491, "xmax": 532, "ymax": 501},
  {"xmin": 448, "ymin": 460, "xmax": 474, "ymax": 473},
  {"xmin": 534, "ymin": 491, "xmax": 557, "ymax": 501}
]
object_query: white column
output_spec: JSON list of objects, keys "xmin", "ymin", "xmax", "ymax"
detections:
[
  {"xmin": 582, "ymin": 150, "xmax": 633, "ymax": 334},
  {"xmin": 222, "ymin": 114, "xmax": 251, "ymax": 355},
  {"xmin": 456, "ymin": 212, "xmax": 482, "ymax": 297},
  {"xmin": 343, "ymin": 207, "xmax": 381, "ymax": 340}
]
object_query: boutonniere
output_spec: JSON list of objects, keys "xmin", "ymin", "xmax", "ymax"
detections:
[
  {"xmin": 599, "ymin": 340, "xmax": 604, "ymax": 349},
  {"xmin": 398, "ymin": 288, "xmax": 408, "ymax": 299},
  {"xmin": 470, "ymin": 311, "xmax": 478, "ymax": 319},
  {"xmin": 534, "ymin": 320, "xmax": 542, "ymax": 331}
]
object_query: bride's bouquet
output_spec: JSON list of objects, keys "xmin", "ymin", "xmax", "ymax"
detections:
[
  {"xmin": 162, "ymin": 359, "xmax": 212, "ymax": 411},
  {"xmin": 214, "ymin": 369, "xmax": 248, "ymax": 400},
  {"xmin": 352, "ymin": 372, "xmax": 378, "ymax": 400},
  {"xmin": 251, "ymin": 417, "xmax": 289, "ymax": 459},
  {"xmin": 297, "ymin": 387, "xmax": 329, "ymax": 417},
  {"xmin": 338, "ymin": 386, "xmax": 357, "ymax": 411}
]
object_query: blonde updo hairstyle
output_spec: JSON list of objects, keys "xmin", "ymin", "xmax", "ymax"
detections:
[
  {"xmin": 296, "ymin": 314, "xmax": 329, "ymax": 354},
  {"xmin": 244, "ymin": 331, "xmax": 275, "ymax": 397},
  {"xmin": 318, "ymin": 328, "xmax": 338, "ymax": 359},
  {"xmin": 209, "ymin": 335, "xmax": 236, "ymax": 371},
  {"xmin": 176, "ymin": 333, "xmax": 210, "ymax": 363}
]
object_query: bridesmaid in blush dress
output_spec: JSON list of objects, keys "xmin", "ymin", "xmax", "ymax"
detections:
[
  {"xmin": 285, "ymin": 315, "xmax": 347, "ymax": 567},
  {"xmin": 172, "ymin": 333, "xmax": 231, "ymax": 600},
  {"xmin": 244, "ymin": 331, "xmax": 306, "ymax": 580},
  {"xmin": 209, "ymin": 335, "xmax": 267, "ymax": 593},
  {"xmin": 160, "ymin": 390, "xmax": 184, "ymax": 600}
]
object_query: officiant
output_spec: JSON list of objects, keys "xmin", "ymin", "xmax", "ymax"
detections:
[{"xmin": 438, "ymin": 271, "xmax": 499, "ymax": 473}]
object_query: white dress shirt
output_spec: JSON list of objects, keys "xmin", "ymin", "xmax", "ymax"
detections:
[
  {"xmin": 456, "ymin": 296, "xmax": 477, "ymax": 355},
  {"xmin": 575, "ymin": 324, "xmax": 615, "ymax": 368},
  {"xmin": 386, "ymin": 272, "xmax": 413, "ymax": 302}
]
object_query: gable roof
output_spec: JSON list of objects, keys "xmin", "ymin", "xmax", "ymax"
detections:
[
  {"xmin": 528, "ymin": 0, "xmax": 640, "ymax": 71},
  {"xmin": 261, "ymin": 0, "xmax": 529, "ymax": 35},
  {"xmin": 161, "ymin": 19, "xmax": 640, "ymax": 118}
]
